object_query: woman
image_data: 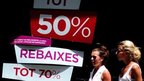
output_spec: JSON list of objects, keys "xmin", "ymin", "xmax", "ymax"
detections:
[
  {"xmin": 88, "ymin": 43, "xmax": 111, "ymax": 81},
  {"xmin": 116, "ymin": 40, "xmax": 143, "ymax": 81}
]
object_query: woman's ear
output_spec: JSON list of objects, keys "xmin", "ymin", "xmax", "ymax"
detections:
[{"xmin": 101, "ymin": 57, "xmax": 104, "ymax": 62}]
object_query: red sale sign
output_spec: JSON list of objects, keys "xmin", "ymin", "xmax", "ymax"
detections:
[{"xmin": 31, "ymin": 10, "xmax": 97, "ymax": 44}]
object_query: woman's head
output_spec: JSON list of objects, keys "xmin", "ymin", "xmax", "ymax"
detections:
[
  {"xmin": 91, "ymin": 43, "xmax": 109, "ymax": 67},
  {"xmin": 116, "ymin": 40, "xmax": 141, "ymax": 63}
]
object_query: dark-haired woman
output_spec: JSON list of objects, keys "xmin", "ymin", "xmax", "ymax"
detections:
[{"xmin": 88, "ymin": 44, "xmax": 111, "ymax": 81}]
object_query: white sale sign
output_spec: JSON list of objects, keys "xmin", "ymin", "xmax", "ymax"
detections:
[
  {"xmin": 14, "ymin": 45, "xmax": 84, "ymax": 67},
  {"xmin": 33, "ymin": 0, "xmax": 81, "ymax": 10},
  {"xmin": 2, "ymin": 63, "xmax": 73, "ymax": 81}
]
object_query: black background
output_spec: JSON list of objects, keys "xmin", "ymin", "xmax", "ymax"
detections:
[{"xmin": 1, "ymin": 0, "xmax": 144, "ymax": 81}]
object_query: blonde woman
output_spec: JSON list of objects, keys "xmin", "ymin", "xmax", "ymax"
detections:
[
  {"xmin": 89, "ymin": 43, "xmax": 111, "ymax": 81},
  {"xmin": 116, "ymin": 40, "xmax": 143, "ymax": 81}
]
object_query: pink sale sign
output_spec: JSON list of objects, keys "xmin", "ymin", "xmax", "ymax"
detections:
[
  {"xmin": 2, "ymin": 63, "xmax": 73, "ymax": 81},
  {"xmin": 14, "ymin": 45, "xmax": 84, "ymax": 67},
  {"xmin": 11, "ymin": 35, "xmax": 52, "ymax": 46}
]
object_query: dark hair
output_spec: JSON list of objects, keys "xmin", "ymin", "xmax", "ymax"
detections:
[{"xmin": 92, "ymin": 43, "xmax": 109, "ymax": 65}]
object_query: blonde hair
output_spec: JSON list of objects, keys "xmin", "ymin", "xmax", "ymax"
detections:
[{"xmin": 118, "ymin": 40, "xmax": 141, "ymax": 62}]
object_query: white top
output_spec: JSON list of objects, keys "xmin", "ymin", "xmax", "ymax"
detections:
[
  {"xmin": 89, "ymin": 65, "xmax": 107, "ymax": 81},
  {"xmin": 118, "ymin": 63, "xmax": 138, "ymax": 81}
]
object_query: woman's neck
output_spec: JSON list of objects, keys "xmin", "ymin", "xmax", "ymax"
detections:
[
  {"xmin": 94, "ymin": 64, "xmax": 103, "ymax": 71},
  {"xmin": 123, "ymin": 59, "xmax": 132, "ymax": 65},
  {"xmin": 124, "ymin": 61, "xmax": 134, "ymax": 67}
]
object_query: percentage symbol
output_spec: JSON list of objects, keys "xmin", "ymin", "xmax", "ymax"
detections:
[
  {"xmin": 52, "ymin": 70, "xmax": 60, "ymax": 79},
  {"xmin": 71, "ymin": 17, "xmax": 91, "ymax": 38}
]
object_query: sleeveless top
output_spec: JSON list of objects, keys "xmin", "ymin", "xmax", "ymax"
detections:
[
  {"xmin": 118, "ymin": 63, "xmax": 138, "ymax": 81},
  {"xmin": 89, "ymin": 65, "xmax": 107, "ymax": 81}
]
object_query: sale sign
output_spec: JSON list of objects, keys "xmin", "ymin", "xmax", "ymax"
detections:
[
  {"xmin": 30, "ymin": 10, "xmax": 97, "ymax": 44},
  {"xmin": 11, "ymin": 35, "xmax": 52, "ymax": 46},
  {"xmin": 2, "ymin": 63, "xmax": 73, "ymax": 81},
  {"xmin": 14, "ymin": 45, "xmax": 84, "ymax": 67},
  {"xmin": 33, "ymin": 0, "xmax": 81, "ymax": 10}
]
